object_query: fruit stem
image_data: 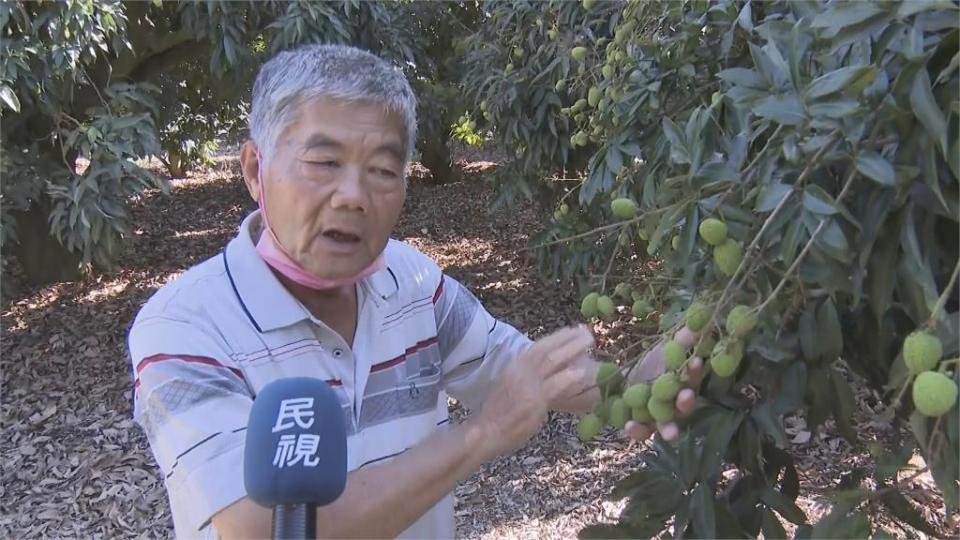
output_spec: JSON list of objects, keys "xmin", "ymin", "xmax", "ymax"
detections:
[
  {"xmin": 925, "ymin": 259, "xmax": 960, "ymax": 330},
  {"xmin": 885, "ymin": 377, "xmax": 912, "ymax": 415},
  {"xmin": 599, "ymin": 236, "xmax": 620, "ymax": 291},
  {"xmin": 524, "ymin": 208, "xmax": 667, "ymax": 252},
  {"xmin": 757, "ymin": 219, "xmax": 826, "ymax": 314}
]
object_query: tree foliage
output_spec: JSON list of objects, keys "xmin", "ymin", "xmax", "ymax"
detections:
[
  {"xmin": 468, "ymin": 0, "xmax": 959, "ymax": 536},
  {"xmin": 1, "ymin": 0, "xmax": 471, "ymax": 282}
]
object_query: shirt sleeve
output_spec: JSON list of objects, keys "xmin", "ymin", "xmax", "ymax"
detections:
[
  {"xmin": 433, "ymin": 274, "xmax": 533, "ymax": 411},
  {"xmin": 128, "ymin": 315, "xmax": 252, "ymax": 533}
]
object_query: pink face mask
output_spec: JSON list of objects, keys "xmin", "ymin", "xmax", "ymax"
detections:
[{"xmin": 253, "ymin": 156, "xmax": 385, "ymax": 290}]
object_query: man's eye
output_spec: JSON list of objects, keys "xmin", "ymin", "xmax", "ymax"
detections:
[
  {"xmin": 306, "ymin": 160, "xmax": 338, "ymax": 168},
  {"xmin": 376, "ymin": 168, "xmax": 398, "ymax": 178}
]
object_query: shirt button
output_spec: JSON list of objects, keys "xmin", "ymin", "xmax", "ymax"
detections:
[{"xmin": 333, "ymin": 348, "xmax": 344, "ymax": 358}]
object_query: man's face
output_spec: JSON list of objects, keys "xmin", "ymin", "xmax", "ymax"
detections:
[{"xmin": 242, "ymin": 97, "xmax": 407, "ymax": 280}]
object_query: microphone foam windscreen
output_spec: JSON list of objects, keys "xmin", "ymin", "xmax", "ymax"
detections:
[{"xmin": 244, "ymin": 377, "xmax": 348, "ymax": 507}]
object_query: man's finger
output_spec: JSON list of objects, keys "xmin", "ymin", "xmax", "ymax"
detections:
[
  {"xmin": 624, "ymin": 420, "xmax": 654, "ymax": 442},
  {"xmin": 686, "ymin": 356, "xmax": 705, "ymax": 388},
  {"xmin": 532, "ymin": 325, "xmax": 590, "ymax": 357},
  {"xmin": 543, "ymin": 365, "xmax": 588, "ymax": 400},
  {"xmin": 543, "ymin": 330, "xmax": 594, "ymax": 376},
  {"xmin": 657, "ymin": 422, "xmax": 679, "ymax": 441},
  {"xmin": 675, "ymin": 388, "xmax": 696, "ymax": 418}
]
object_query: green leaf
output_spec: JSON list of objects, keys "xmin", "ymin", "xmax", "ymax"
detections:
[
  {"xmin": 909, "ymin": 68, "xmax": 948, "ymax": 155},
  {"xmin": 752, "ymin": 403, "xmax": 788, "ymax": 447},
  {"xmin": 803, "ymin": 185, "xmax": 839, "ymax": 215},
  {"xmin": 855, "ymin": 152, "xmax": 896, "ymax": 186},
  {"xmin": 0, "ymin": 85, "xmax": 20, "ymax": 113},
  {"xmin": 810, "ymin": 2, "xmax": 884, "ymax": 34},
  {"xmin": 754, "ymin": 94, "xmax": 806, "ymax": 126},
  {"xmin": 662, "ymin": 117, "xmax": 690, "ymax": 164},
  {"xmin": 691, "ymin": 484, "xmax": 717, "ymax": 538},
  {"xmin": 698, "ymin": 410, "xmax": 745, "ymax": 480},
  {"xmin": 810, "ymin": 504, "xmax": 871, "ymax": 539},
  {"xmin": 781, "ymin": 216, "xmax": 804, "ymax": 265},
  {"xmin": 829, "ymin": 370, "xmax": 857, "ymax": 443},
  {"xmin": 755, "ymin": 182, "xmax": 792, "ymax": 212},
  {"xmin": 798, "ymin": 303, "xmax": 820, "ymax": 361},
  {"xmin": 897, "ymin": 0, "xmax": 958, "ymax": 18},
  {"xmin": 817, "ymin": 298, "xmax": 843, "ymax": 360},
  {"xmin": 805, "ymin": 66, "xmax": 878, "ymax": 100},
  {"xmin": 761, "ymin": 488, "xmax": 808, "ymax": 526}
]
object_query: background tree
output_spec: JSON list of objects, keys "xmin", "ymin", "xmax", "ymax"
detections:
[{"xmin": 466, "ymin": 0, "xmax": 958, "ymax": 536}]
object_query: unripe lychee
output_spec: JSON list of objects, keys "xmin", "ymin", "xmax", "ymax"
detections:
[
  {"xmin": 632, "ymin": 299, "xmax": 652, "ymax": 318},
  {"xmin": 663, "ymin": 340, "xmax": 686, "ymax": 370},
  {"xmin": 596, "ymin": 362, "xmax": 624, "ymax": 391},
  {"xmin": 714, "ymin": 239, "xmax": 743, "ymax": 276},
  {"xmin": 698, "ymin": 218, "xmax": 728, "ymax": 246},
  {"xmin": 548, "ymin": 29, "xmax": 559, "ymax": 40},
  {"xmin": 592, "ymin": 399, "xmax": 608, "ymax": 421},
  {"xmin": 652, "ymin": 372, "xmax": 682, "ymax": 401},
  {"xmin": 571, "ymin": 46, "xmax": 588, "ymax": 61},
  {"xmin": 632, "ymin": 405, "xmax": 653, "ymax": 423},
  {"xmin": 610, "ymin": 198, "xmax": 637, "ymax": 220},
  {"xmin": 694, "ymin": 334, "xmax": 717, "ymax": 357},
  {"xmin": 505, "ymin": 63, "xmax": 514, "ymax": 73},
  {"xmin": 597, "ymin": 295, "xmax": 615, "ymax": 318},
  {"xmin": 609, "ymin": 398, "xmax": 629, "ymax": 429},
  {"xmin": 912, "ymin": 371, "xmax": 958, "ymax": 417},
  {"xmin": 513, "ymin": 47, "xmax": 524, "ymax": 58},
  {"xmin": 725, "ymin": 305, "xmax": 757, "ymax": 338},
  {"xmin": 710, "ymin": 351, "xmax": 741, "ymax": 377},
  {"xmin": 623, "ymin": 383, "xmax": 651, "ymax": 408},
  {"xmin": 582, "ymin": 0, "xmax": 596, "ymax": 10},
  {"xmin": 577, "ymin": 413, "xmax": 603, "ymax": 441},
  {"xmin": 685, "ymin": 302, "xmax": 712, "ymax": 332},
  {"xmin": 614, "ymin": 282, "xmax": 633, "ymax": 300},
  {"xmin": 580, "ymin": 292, "xmax": 599, "ymax": 318},
  {"xmin": 588, "ymin": 86, "xmax": 602, "ymax": 107},
  {"xmin": 671, "ymin": 235, "xmax": 681, "ymax": 251},
  {"xmin": 560, "ymin": 203, "xmax": 570, "ymax": 215},
  {"xmin": 903, "ymin": 331, "xmax": 943, "ymax": 374},
  {"xmin": 647, "ymin": 398, "xmax": 675, "ymax": 423},
  {"xmin": 555, "ymin": 79, "xmax": 567, "ymax": 92},
  {"xmin": 571, "ymin": 98, "xmax": 588, "ymax": 113},
  {"xmin": 602, "ymin": 64, "xmax": 615, "ymax": 80}
]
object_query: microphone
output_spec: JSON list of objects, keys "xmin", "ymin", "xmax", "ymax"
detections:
[{"xmin": 244, "ymin": 377, "xmax": 348, "ymax": 539}]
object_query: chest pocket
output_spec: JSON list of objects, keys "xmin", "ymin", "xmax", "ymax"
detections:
[{"xmin": 358, "ymin": 339, "xmax": 442, "ymax": 432}]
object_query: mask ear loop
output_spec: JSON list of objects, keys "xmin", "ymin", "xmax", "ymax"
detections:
[{"xmin": 254, "ymin": 150, "xmax": 294, "ymax": 257}]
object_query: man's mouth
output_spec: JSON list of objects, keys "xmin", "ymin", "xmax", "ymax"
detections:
[{"xmin": 322, "ymin": 229, "xmax": 361, "ymax": 243}]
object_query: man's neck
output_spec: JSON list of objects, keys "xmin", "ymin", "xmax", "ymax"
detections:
[{"xmin": 274, "ymin": 271, "xmax": 356, "ymax": 318}]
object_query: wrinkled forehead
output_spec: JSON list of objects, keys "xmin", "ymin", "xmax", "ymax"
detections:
[{"xmin": 279, "ymin": 95, "xmax": 407, "ymax": 160}]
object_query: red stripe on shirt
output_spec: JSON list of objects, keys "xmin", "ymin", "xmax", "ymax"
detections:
[
  {"xmin": 432, "ymin": 277, "xmax": 444, "ymax": 304},
  {"xmin": 134, "ymin": 353, "xmax": 245, "ymax": 391},
  {"xmin": 370, "ymin": 336, "xmax": 439, "ymax": 373}
]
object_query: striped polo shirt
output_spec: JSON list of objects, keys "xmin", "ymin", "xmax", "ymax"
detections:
[{"xmin": 128, "ymin": 209, "xmax": 532, "ymax": 539}]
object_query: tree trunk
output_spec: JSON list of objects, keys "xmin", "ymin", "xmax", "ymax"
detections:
[{"xmin": 9, "ymin": 197, "xmax": 83, "ymax": 285}]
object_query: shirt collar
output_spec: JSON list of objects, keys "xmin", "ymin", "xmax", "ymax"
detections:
[{"xmin": 223, "ymin": 210, "xmax": 398, "ymax": 333}]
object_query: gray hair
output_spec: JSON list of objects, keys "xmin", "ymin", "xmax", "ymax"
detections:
[{"xmin": 248, "ymin": 44, "xmax": 418, "ymax": 167}]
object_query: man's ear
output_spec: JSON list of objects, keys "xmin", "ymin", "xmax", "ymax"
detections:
[{"xmin": 239, "ymin": 141, "xmax": 261, "ymax": 204}]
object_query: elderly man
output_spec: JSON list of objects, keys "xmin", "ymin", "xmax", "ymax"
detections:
[{"xmin": 128, "ymin": 44, "xmax": 701, "ymax": 539}]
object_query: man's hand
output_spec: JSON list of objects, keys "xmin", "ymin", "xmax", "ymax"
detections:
[
  {"xmin": 474, "ymin": 325, "xmax": 594, "ymax": 461},
  {"xmin": 623, "ymin": 326, "xmax": 704, "ymax": 442}
]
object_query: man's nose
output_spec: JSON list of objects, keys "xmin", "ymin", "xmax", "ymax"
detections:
[{"xmin": 330, "ymin": 165, "xmax": 367, "ymax": 211}]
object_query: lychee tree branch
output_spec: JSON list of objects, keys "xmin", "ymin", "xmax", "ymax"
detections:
[{"xmin": 925, "ymin": 259, "xmax": 960, "ymax": 330}]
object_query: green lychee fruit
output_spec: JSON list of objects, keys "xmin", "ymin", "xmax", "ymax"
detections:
[
  {"xmin": 647, "ymin": 398, "xmax": 675, "ymax": 423},
  {"xmin": 714, "ymin": 239, "xmax": 743, "ymax": 276},
  {"xmin": 596, "ymin": 362, "xmax": 623, "ymax": 390},
  {"xmin": 602, "ymin": 64, "xmax": 615, "ymax": 80},
  {"xmin": 623, "ymin": 383, "xmax": 652, "ymax": 409},
  {"xmin": 725, "ymin": 305, "xmax": 757, "ymax": 338},
  {"xmin": 614, "ymin": 282, "xmax": 633, "ymax": 300},
  {"xmin": 555, "ymin": 79, "xmax": 567, "ymax": 92},
  {"xmin": 580, "ymin": 292, "xmax": 600, "ymax": 318},
  {"xmin": 571, "ymin": 46, "xmax": 588, "ymax": 61},
  {"xmin": 560, "ymin": 203, "xmax": 570, "ymax": 215},
  {"xmin": 903, "ymin": 331, "xmax": 943, "ymax": 375},
  {"xmin": 513, "ymin": 47, "xmax": 524, "ymax": 58},
  {"xmin": 582, "ymin": 0, "xmax": 596, "ymax": 10},
  {"xmin": 698, "ymin": 218, "xmax": 728, "ymax": 246},
  {"xmin": 671, "ymin": 235, "xmax": 681, "ymax": 251},
  {"xmin": 685, "ymin": 302, "xmax": 712, "ymax": 332},
  {"xmin": 610, "ymin": 198, "xmax": 637, "ymax": 220},
  {"xmin": 710, "ymin": 351, "xmax": 741, "ymax": 377},
  {"xmin": 694, "ymin": 334, "xmax": 717, "ymax": 358},
  {"xmin": 505, "ymin": 63, "xmax": 514, "ymax": 73},
  {"xmin": 597, "ymin": 295, "xmax": 615, "ymax": 318},
  {"xmin": 609, "ymin": 398, "xmax": 629, "ymax": 429},
  {"xmin": 554, "ymin": 210, "xmax": 562, "ymax": 220},
  {"xmin": 652, "ymin": 372, "xmax": 682, "ymax": 401},
  {"xmin": 632, "ymin": 404, "xmax": 654, "ymax": 423},
  {"xmin": 638, "ymin": 228, "xmax": 649, "ymax": 241},
  {"xmin": 588, "ymin": 86, "xmax": 602, "ymax": 107},
  {"xmin": 592, "ymin": 399, "xmax": 608, "ymax": 421},
  {"xmin": 664, "ymin": 340, "xmax": 686, "ymax": 371},
  {"xmin": 572, "ymin": 98, "xmax": 588, "ymax": 113},
  {"xmin": 548, "ymin": 29, "xmax": 559, "ymax": 40},
  {"xmin": 632, "ymin": 299, "xmax": 652, "ymax": 318},
  {"xmin": 577, "ymin": 413, "xmax": 603, "ymax": 440},
  {"xmin": 912, "ymin": 371, "xmax": 958, "ymax": 417}
]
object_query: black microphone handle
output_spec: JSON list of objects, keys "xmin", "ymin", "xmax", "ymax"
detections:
[{"xmin": 272, "ymin": 504, "xmax": 317, "ymax": 540}]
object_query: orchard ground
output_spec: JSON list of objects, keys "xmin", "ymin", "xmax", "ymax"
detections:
[{"xmin": 2, "ymin": 150, "xmax": 956, "ymax": 538}]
